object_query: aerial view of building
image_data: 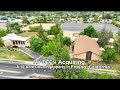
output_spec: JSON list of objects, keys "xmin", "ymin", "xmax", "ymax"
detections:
[
  {"xmin": 1, "ymin": 33, "xmax": 30, "ymax": 47},
  {"xmin": 73, "ymin": 36, "xmax": 102, "ymax": 61},
  {"xmin": 0, "ymin": 11, "xmax": 120, "ymax": 79}
]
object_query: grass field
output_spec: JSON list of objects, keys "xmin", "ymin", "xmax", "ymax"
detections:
[
  {"xmin": 0, "ymin": 50, "xmax": 34, "ymax": 61},
  {"xmin": 21, "ymin": 23, "xmax": 55, "ymax": 31},
  {"xmin": 19, "ymin": 32, "xmax": 37, "ymax": 37}
]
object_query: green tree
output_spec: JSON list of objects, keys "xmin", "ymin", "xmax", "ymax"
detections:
[
  {"xmin": 29, "ymin": 26, "xmax": 39, "ymax": 32},
  {"xmin": 102, "ymin": 13, "xmax": 112, "ymax": 19},
  {"xmin": 56, "ymin": 30, "xmax": 64, "ymax": 47},
  {"xmin": 43, "ymin": 16, "xmax": 47, "ymax": 23},
  {"xmin": 47, "ymin": 24, "xmax": 62, "ymax": 37},
  {"xmin": 83, "ymin": 25, "xmax": 98, "ymax": 38},
  {"xmin": 37, "ymin": 24, "xmax": 48, "ymax": 42},
  {"xmin": 0, "ymin": 30, "xmax": 8, "ymax": 38},
  {"xmin": 63, "ymin": 37, "xmax": 71, "ymax": 47},
  {"xmin": 94, "ymin": 15, "xmax": 99, "ymax": 22},
  {"xmin": 9, "ymin": 23, "xmax": 19, "ymax": 28},
  {"xmin": 0, "ymin": 38, "xmax": 4, "ymax": 47},
  {"xmin": 41, "ymin": 40, "xmax": 57, "ymax": 57},
  {"xmin": 8, "ymin": 23, "xmax": 22, "ymax": 34},
  {"xmin": 101, "ymin": 47, "xmax": 119, "ymax": 63},
  {"xmin": 22, "ymin": 17, "xmax": 30, "ymax": 24},
  {"xmin": 54, "ymin": 44, "xmax": 70, "ymax": 62},
  {"xmin": 105, "ymin": 13, "xmax": 112, "ymax": 19},
  {"xmin": 13, "ymin": 25, "xmax": 21, "ymax": 33},
  {"xmin": 97, "ymin": 28, "xmax": 113, "ymax": 47},
  {"xmin": 113, "ymin": 31, "xmax": 120, "ymax": 54},
  {"xmin": 30, "ymin": 37, "xmax": 45, "ymax": 53}
]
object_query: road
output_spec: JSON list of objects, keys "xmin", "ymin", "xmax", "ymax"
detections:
[
  {"xmin": 0, "ymin": 62, "xmax": 53, "ymax": 79},
  {"xmin": 0, "ymin": 47, "xmax": 54, "ymax": 79}
]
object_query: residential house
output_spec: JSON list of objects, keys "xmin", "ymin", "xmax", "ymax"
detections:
[
  {"xmin": 1, "ymin": 33, "xmax": 30, "ymax": 47},
  {"xmin": 87, "ymin": 18, "xmax": 94, "ymax": 23},
  {"xmin": 78, "ymin": 18, "xmax": 83, "ymax": 23},
  {"xmin": 99, "ymin": 19, "xmax": 112, "ymax": 23},
  {"xmin": 8, "ymin": 18, "xmax": 23, "ymax": 25},
  {"xmin": 73, "ymin": 35, "xmax": 102, "ymax": 61}
]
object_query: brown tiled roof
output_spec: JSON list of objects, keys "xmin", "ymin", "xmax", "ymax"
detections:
[{"xmin": 73, "ymin": 35, "xmax": 102, "ymax": 55}]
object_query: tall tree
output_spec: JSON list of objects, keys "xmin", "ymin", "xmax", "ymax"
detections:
[
  {"xmin": 113, "ymin": 30, "xmax": 120, "ymax": 54},
  {"xmin": 56, "ymin": 30, "xmax": 64, "ymax": 47},
  {"xmin": 37, "ymin": 24, "xmax": 48, "ymax": 42},
  {"xmin": 97, "ymin": 28, "xmax": 113, "ymax": 47},
  {"xmin": 47, "ymin": 23, "xmax": 62, "ymax": 37},
  {"xmin": 30, "ymin": 37, "xmax": 45, "ymax": 53},
  {"xmin": 54, "ymin": 43, "xmax": 70, "ymax": 62}
]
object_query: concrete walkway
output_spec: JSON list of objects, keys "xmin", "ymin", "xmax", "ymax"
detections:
[{"xmin": 18, "ymin": 47, "xmax": 42, "ymax": 59}]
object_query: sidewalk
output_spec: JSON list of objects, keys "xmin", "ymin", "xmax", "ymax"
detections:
[{"xmin": 18, "ymin": 47, "xmax": 41, "ymax": 59}]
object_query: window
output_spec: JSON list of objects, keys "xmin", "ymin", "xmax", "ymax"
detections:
[{"xmin": 86, "ymin": 51, "xmax": 92, "ymax": 60}]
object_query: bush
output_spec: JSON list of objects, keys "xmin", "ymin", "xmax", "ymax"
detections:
[
  {"xmin": 0, "ymin": 30, "xmax": 8, "ymax": 38},
  {"xmin": 101, "ymin": 47, "xmax": 119, "ymax": 64},
  {"xmin": 29, "ymin": 26, "xmax": 38, "ymax": 32},
  {"xmin": 63, "ymin": 37, "xmax": 71, "ymax": 47},
  {"xmin": 0, "ymin": 38, "xmax": 4, "ymax": 47},
  {"xmin": 53, "ymin": 68, "xmax": 116, "ymax": 79}
]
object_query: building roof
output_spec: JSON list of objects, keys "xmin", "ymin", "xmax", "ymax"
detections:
[
  {"xmin": 73, "ymin": 35, "xmax": 102, "ymax": 55},
  {"xmin": 2, "ymin": 33, "xmax": 29, "ymax": 42}
]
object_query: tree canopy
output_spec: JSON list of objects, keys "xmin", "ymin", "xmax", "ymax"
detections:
[
  {"xmin": 30, "ymin": 37, "xmax": 45, "ymax": 53},
  {"xmin": 82, "ymin": 25, "xmax": 99, "ymax": 38},
  {"xmin": 37, "ymin": 24, "xmax": 49, "ymax": 42},
  {"xmin": 0, "ymin": 30, "xmax": 8, "ymax": 38},
  {"xmin": 63, "ymin": 37, "xmax": 71, "ymax": 47},
  {"xmin": 101, "ymin": 47, "xmax": 119, "ymax": 63},
  {"xmin": 97, "ymin": 28, "xmax": 113, "ymax": 47},
  {"xmin": 22, "ymin": 17, "xmax": 30, "ymax": 24},
  {"xmin": 47, "ymin": 24, "xmax": 62, "ymax": 37},
  {"xmin": 8, "ymin": 23, "xmax": 22, "ymax": 34},
  {"xmin": 41, "ymin": 40, "xmax": 57, "ymax": 57}
]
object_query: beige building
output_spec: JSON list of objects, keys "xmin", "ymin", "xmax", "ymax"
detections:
[
  {"xmin": 1, "ymin": 33, "xmax": 30, "ymax": 47},
  {"xmin": 73, "ymin": 35, "xmax": 102, "ymax": 61}
]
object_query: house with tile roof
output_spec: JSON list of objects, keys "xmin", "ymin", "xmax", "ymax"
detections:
[{"xmin": 73, "ymin": 35, "xmax": 102, "ymax": 61}]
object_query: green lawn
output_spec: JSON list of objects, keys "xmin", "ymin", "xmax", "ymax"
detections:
[
  {"xmin": 19, "ymin": 32, "xmax": 37, "ymax": 37},
  {"xmin": 0, "ymin": 50, "xmax": 34, "ymax": 61}
]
